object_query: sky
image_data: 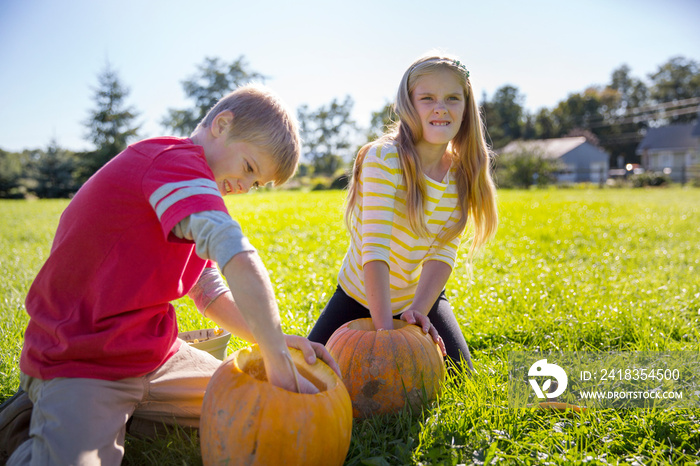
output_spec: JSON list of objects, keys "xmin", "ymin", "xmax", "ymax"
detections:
[{"xmin": 0, "ymin": 0, "xmax": 699, "ymax": 153}]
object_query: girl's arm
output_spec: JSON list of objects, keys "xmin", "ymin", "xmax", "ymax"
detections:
[
  {"xmin": 354, "ymin": 147, "xmax": 400, "ymax": 329},
  {"xmin": 400, "ymin": 260, "xmax": 451, "ymax": 355},
  {"xmin": 408, "ymin": 260, "xmax": 452, "ymax": 315},
  {"xmin": 363, "ymin": 260, "xmax": 395, "ymax": 331}
]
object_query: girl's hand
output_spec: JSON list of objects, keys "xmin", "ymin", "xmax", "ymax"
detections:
[
  {"xmin": 400, "ymin": 310, "xmax": 447, "ymax": 356},
  {"xmin": 284, "ymin": 334, "xmax": 342, "ymax": 378}
]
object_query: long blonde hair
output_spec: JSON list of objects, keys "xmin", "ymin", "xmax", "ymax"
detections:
[{"xmin": 345, "ymin": 54, "xmax": 498, "ymax": 256}]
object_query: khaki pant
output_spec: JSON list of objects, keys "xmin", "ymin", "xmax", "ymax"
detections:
[{"xmin": 9, "ymin": 342, "xmax": 221, "ymax": 465}]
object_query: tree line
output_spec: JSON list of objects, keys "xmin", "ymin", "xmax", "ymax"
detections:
[{"xmin": 1, "ymin": 55, "xmax": 698, "ymax": 198}]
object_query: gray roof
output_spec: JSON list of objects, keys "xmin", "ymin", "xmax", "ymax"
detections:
[
  {"xmin": 637, "ymin": 122, "xmax": 699, "ymax": 153},
  {"xmin": 500, "ymin": 137, "xmax": 588, "ymax": 159}
]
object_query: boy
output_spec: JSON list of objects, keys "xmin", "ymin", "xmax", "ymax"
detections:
[{"xmin": 0, "ymin": 84, "xmax": 337, "ymax": 465}]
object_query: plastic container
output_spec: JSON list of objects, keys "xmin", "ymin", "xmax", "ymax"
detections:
[{"xmin": 179, "ymin": 328, "xmax": 232, "ymax": 360}]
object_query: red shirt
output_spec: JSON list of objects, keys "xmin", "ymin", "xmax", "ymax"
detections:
[{"xmin": 21, "ymin": 137, "xmax": 227, "ymax": 381}]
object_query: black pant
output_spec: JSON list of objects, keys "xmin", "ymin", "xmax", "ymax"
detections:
[{"xmin": 308, "ymin": 285, "xmax": 474, "ymax": 373}]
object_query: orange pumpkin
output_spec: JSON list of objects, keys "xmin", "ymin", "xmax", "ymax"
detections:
[
  {"xmin": 326, "ymin": 318, "xmax": 446, "ymax": 418},
  {"xmin": 200, "ymin": 345, "xmax": 353, "ymax": 466}
]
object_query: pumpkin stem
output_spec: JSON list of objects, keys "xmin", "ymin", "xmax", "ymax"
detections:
[{"xmin": 283, "ymin": 350, "xmax": 302, "ymax": 393}]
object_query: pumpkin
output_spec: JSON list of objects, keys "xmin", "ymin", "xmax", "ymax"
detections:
[
  {"xmin": 200, "ymin": 345, "xmax": 353, "ymax": 466},
  {"xmin": 326, "ymin": 318, "xmax": 446, "ymax": 418}
]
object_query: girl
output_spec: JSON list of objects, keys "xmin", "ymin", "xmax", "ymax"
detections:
[{"xmin": 308, "ymin": 54, "xmax": 498, "ymax": 373}]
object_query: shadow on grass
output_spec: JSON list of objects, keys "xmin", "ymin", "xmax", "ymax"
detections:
[{"xmin": 123, "ymin": 424, "xmax": 202, "ymax": 466}]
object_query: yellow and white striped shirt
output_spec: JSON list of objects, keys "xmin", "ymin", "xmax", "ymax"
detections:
[{"xmin": 338, "ymin": 143, "xmax": 463, "ymax": 314}]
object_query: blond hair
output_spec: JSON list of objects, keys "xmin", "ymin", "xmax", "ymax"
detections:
[
  {"xmin": 196, "ymin": 84, "xmax": 301, "ymax": 186},
  {"xmin": 346, "ymin": 54, "xmax": 498, "ymax": 256}
]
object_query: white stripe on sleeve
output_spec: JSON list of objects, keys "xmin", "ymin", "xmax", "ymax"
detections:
[{"xmin": 149, "ymin": 179, "xmax": 221, "ymax": 220}]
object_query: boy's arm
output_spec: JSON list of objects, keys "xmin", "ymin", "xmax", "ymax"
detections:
[
  {"xmin": 216, "ymin": 250, "xmax": 315, "ymax": 392},
  {"xmin": 174, "ymin": 211, "xmax": 336, "ymax": 392},
  {"xmin": 203, "ymin": 288, "xmax": 340, "ymax": 378},
  {"xmin": 195, "ymin": 287, "xmax": 255, "ymax": 342}
]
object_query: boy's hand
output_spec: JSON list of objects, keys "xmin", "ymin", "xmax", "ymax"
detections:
[
  {"xmin": 284, "ymin": 334, "xmax": 341, "ymax": 377},
  {"xmin": 260, "ymin": 336, "xmax": 342, "ymax": 394},
  {"xmin": 260, "ymin": 347, "xmax": 319, "ymax": 394},
  {"xmin": 400, "ymin": 310, "xmax": 447, "ymax": 356}
]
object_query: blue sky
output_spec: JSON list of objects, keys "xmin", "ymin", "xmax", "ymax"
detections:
[{"xmin": 0, "ymin": 0, "xmax": 698, "ymax": 152}]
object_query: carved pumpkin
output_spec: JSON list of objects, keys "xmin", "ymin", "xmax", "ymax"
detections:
[
  {"xmin": 200, "ymin": 345, "xmax": 353, "ymax": 466},
  {"xmin": 326, "ymin": 318, "xmax": 446, "ymax": 418}
]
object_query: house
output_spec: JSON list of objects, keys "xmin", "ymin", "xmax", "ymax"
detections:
[
  {"xmin": 636, "ymin": 120, "xmax": 700, "ymax": 183},
  {"xmin": 499, "ymin": 137, "xmax": 609, "ymax": 184}
]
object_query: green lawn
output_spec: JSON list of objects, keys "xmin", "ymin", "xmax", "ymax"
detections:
[{"xmin": 1, "ymin": 188, "xmax": 699, "ymax": 465}]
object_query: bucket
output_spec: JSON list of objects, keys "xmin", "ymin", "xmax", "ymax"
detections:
[{"xmin": 179, "ymin": 328, "xmax": 232, "ymax": 360}]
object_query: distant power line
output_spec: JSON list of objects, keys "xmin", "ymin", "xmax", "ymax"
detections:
[
  {"xmin": 592, "ymin": 98, "xmax": 700, "ymax": 145},
  {"xmin": 588, "ymin": 97, "xmax": 700, "ymax": 128},
  {"xmin": 622, "ymin": 97, "xmax": 700, "ymax": 115}
]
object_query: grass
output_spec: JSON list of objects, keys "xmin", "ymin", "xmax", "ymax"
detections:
[{"xmin": 1, "ymin": 187, "xmax": 699, "ymax": 465}]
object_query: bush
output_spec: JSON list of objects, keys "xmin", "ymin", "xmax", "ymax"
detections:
[
  {"xmin": 494, "ymin": 147, "xmax": 562, "ymax": 189},
  {"xmin": 310, "ymin": 177, "xmax": 330, "ymax": 191},
  {"xmin": 629, "ymin": 172, "xmax": 671, "ymax": 188}
]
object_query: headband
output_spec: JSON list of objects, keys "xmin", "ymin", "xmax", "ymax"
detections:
[{"xmin": 452, "ymin": 60, "xmax": 470, "ymax": 79}]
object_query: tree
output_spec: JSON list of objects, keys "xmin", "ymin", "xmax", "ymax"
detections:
[
  {"xmin": 31, "ymin": 140, "xmax": 79, "ymax": 198},
  {"xmin": 482, "ymin": 85, "xmax": 525, "ymax": 149},
  {"xmin": 366, "ymin": 102, "xmax": 396, "ymax": 142},
  {"xmin": 80, "ymin": 63, "xmax": 140, "ymax": 181},
  {"xmin": 592, "ymin": 67, "xmax": 650, "ymax": 167},
  {"xmin": 521, "ymin": 114, "xmax": 537, "ymax": 140},
  {"xmin": 0, "ymin": 148, "xmax": 24, "ymax": 198},
  {"xmin": 550, "ymin": 88, "xmax": 606, "ymax": 136},
  {"xmin": 533, "ymin": 108, "xmax": 557, "ymax": 139},
  {"xmin": 609, "ymin": 64, "xmax": 649, "ymax": 114},
  {"xmin": 297, "ymin": 96, "xmax": 357, "ymax": 175},
  {"xmin": 162, "ymin": 56, "xmax": 265, "ymax": 136},
  {"xmin": 648, "ymin": 56, "xmax": 700, "ymax": 123},
  {"xmin": 484, "ymin": 56, "xmax": 699, "ymax": 171}
]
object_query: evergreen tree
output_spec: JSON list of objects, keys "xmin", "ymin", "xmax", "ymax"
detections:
[
  {"xmin": 80, "ymin": 63, "xmax": 140, "ymax": 181},
  {"xmin": 32, "ymin": 140, "xmax": 79, "ymax": 198},
  {"xmin": 0, "ymin": 148, "xmax": 24, "ymax": 198}
]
